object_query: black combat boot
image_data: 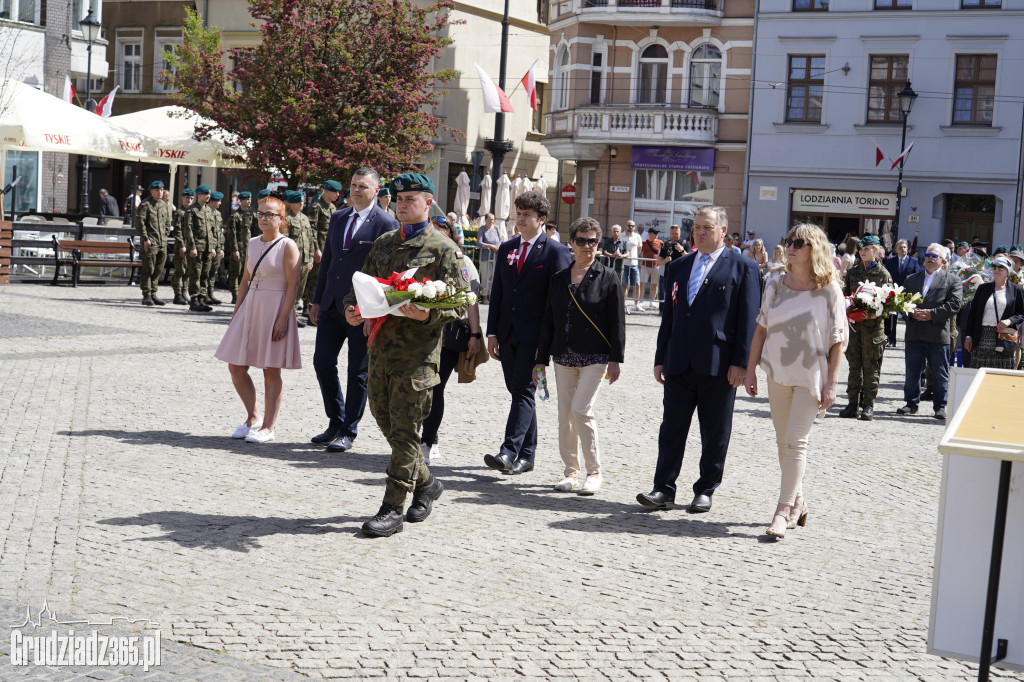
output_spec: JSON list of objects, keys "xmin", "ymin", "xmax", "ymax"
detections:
[
  {"xmin": 231, "ymin": 293, "xmax": 238, "ymax": 304},
  {"xmin": 173, "ymin": 293, "xmax": 189, "ymax": 305},
  {"xmin": 206, "ymin": 293, "xmax": 222, "ymax": 305},
  {"xmin": 406, "ymin": 476, "xmax": 444, "ymax": 523},
  {"xmin": 838, "ymin": 393, "xmax": 859, "ymax": 418},
  {"xmin": 362, "ymin": 504, "xmax": 405, "ymax": 537},
  {"xmin": 151, "ymin": 295, "xmax": 166, "ymax": 306},
  {"xmin": 859, "ymin": 404, "xmax": 874, "ymax": 421},
  {"xmin": 296, "ymin": 318, "xmax": 307, "ymax": 328},
  {"xmin": 142, "ymin": 295, "xmax": 154, "ymax": 306}
]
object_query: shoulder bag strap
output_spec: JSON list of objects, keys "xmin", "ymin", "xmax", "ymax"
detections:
[
  {"xmin": 567, "ymin": 279, "xmax": 611, "ymax": 347},
  {"xmin": 250, "ymin": 237, "xmax": 285, "ymax": 282}
]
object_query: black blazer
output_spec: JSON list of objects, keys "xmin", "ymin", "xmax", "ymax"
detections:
[
  {"xmin": 903, "ymin": 269, "xmax": 962, "ymax": 345},
  {"xmin": 883, "ymin": 253, "xmax": 922, "ymax": 286},
  {"xmin": 537, "ymin": 260, "xmax": 625, "ymax": 364},
  {"xmin": 312, "ymin": 203, "xmax": 398, "ymax": 311},
  {"xmin": 964, "ymin": 281, "xmax": 1024, "ymax": 343}
]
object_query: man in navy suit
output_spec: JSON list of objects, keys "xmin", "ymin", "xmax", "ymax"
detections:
[
  {"xmin": 883, "ymin": 239, "xmax": 922, "ymax": 346},
  {"xmin": 309, "ymin": 168, "xmax": 398, "ymax": 452},
  {"xmin": 485, "ymin": 190, "xmax": 571, "ymax": 475},
  {"xmin": 637, "ymin": 206, "xmax": 760, "ymax": 513}
]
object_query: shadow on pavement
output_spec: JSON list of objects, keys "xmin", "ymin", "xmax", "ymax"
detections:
[{"xmin": 548, "ymin": 513, "xmax": 763, "ymax": 540}]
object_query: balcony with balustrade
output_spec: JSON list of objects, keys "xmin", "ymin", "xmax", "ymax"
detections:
[
  {"xmin": 548, "ymin": 0, "xmax": 722, "ymax": 27},
  {"xmin": 543, "ymin": 105, "xmax": 718, "ymax": 160}
]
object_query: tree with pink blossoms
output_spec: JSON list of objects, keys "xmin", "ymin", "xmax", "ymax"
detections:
[{"xmin": 168, "ymin": 2, "xmax": 461, "ymax": 188}]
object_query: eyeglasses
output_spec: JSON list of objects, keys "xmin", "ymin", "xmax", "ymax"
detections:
[
  {"xmin": 924, "ymin": 253, "xmax": 942, "ymax": 259},
  {"xmin": 255, "ymin": 212, "xmax": 283, "ymax": 220},
  {"xmin": 992, "ymin": 265, "xmax": 1008, "ymax": 271},
  {"xmin": 784, "ymin": 238, "xmax": 808, "ymax": 249},
  {"xmin": 573, "ymin": 237, "xmax": 600, "ymax": 247}
]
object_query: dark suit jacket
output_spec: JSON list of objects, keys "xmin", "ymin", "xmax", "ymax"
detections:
[
  {"xmin": 312, "ymin": 204, "xmax": 398, "ymax": 311},
  {"xmin": 487, "ymin": 231, "xmax": 572, "ymax": 347},
  {"xmin": 537, "ymin": 260, "xmax": 625, "ymax": 364},
  {"xmin": 884, "ymin": 253, "xmax": 922, "ymax": 286},
  {"xmin": 964, "ymin": 281, "xmax": 1024, "ymax": 343},
  {"xmin": 654, "ymin": 248, "xmax": 760, "ymax": 377},
  {"xmin": 903, "ymin": 268, "xmax": 962, "ymax": 345},
  {"xmin": 99, "ymin": 194, "xmax": 119, "ymax": 217}
]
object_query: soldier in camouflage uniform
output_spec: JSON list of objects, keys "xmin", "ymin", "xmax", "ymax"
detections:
[
  {"xmin": 226, "ymin": 191, "xmax": 253, "ymax": 303},
  {"xmin": 302, "ymin": 180, "xmax": 341, "ymax": 316},
  {"xmin": 284, "ymin": 190, "xmax": 313, "ymax": 328},
  {"xmin": 205, "ymin": 191, "xmax": 226, "ymax": 305},
  {"xmin": 182, "ymin": 184, "xmax": 215, "ymax": 312},
  {"xmin": 171, "ymin": 188, "xmax": 195, "ymax": 305},
  {"xmin": 343, "ymin": 173, "xmax": 469, "ymax": 538},
  {"xmin": 377, "ymin": 187, "xmax": 396, "ymax": 218},
  {"xmin": 840, "ymin": 235, "xmax": 893, "ymax": 421},
  {"xmin": 135, "ymin": 180, "xmax": 171, "ymax": 306},
  {"xmin": 250, "ymin": 189, "xmax": 270, "ymax": 239}
]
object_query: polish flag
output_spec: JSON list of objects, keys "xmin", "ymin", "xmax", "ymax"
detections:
[
  {"xmin": 687, "ymin": 170, "xmax": 702, "ymax": 186},
  {"xmin": 62, "ymin": 75, "xmax": 76, "ymax": 105},
  {"xmin": 475, "ymin": 63, "xmax": 514, "ymax": 114},
  {"xmin": 890, "ymin": 140, "xmax": 914, "ymax": 171},
  {"xmin": 870, "ymin": 138, "xmax": 885, "ymax": 167},
  {"xmin": 95, "ymin": 86, "xmax": 119, "ymax": 118},
  {"xmin": 520, "ymin": 59, "xmax": 538, "ymax": 111}
]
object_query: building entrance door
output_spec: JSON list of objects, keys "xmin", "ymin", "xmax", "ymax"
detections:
[{"xmin": 944, "ymin": 194, "xmax": 995, "ymax": 248}]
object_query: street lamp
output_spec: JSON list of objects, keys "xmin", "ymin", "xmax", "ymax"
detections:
[
  {"xmin": 79, "ymin": 8, "xmax": 101, "ymax": 217},
  {"xmin": 892, "ymin": 80, "xmax": 918, "ymax": 245}
]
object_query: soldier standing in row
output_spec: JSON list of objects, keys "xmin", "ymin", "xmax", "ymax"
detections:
[
  {"xmin": 182, "ymin": 184, "xmax": 215, "ymax": 313},
  {"xmin": 171, "ymin": 188, "xmax": 195, "ymax": 305},
  {"xmin": 226, "ymin": 191, "xmax": 253, "ymax": 304},
  {"xmin": 377, "ymin": 187, "xmax": 396, "ymax": 218},
  {"xmin": 206, "ymin": 191, "xmax": 226, "ymax": 305},
  {"xmin": 839, "ymin": 235, "xmax": 893, "ymax": 421},
  {"xmin": 302, "ymin": 180, "xmax": 341, "ymax": 318},
  {"xmin": 284, "ymin": 190, "xmax": 313, "ymax": 328},
  {"xmin": 343, "ymin": 173, "xmax": 469, "ymax": 538},
  {"xmin": 135, "ymin": 180, "xmax": 171, "ymax": 306},
  {"xmin": 250, "ymin": 189, "xmax": 270, "ymax": 239}
]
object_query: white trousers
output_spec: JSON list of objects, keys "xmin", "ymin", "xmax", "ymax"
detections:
[
  {"xmin": 553, "ymin": 362, "xmax": 607, "ymax": 477},
  {"xmin": 766, "ymin": 375, "xmax": 818, "ymax": 506}
]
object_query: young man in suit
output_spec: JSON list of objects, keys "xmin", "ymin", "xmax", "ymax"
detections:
[
  {"xmin": 883, "ymin": 239, "xmax": 922, "ymax": 347},
  {"xmin": 485, "ymin": 190, "xmax": 572, "ymax": 475},
  {"xmin": 638, "ymin": 206, "xmax": 760, "ymax": 513},
  {"xmin": 309, "ymin": 168, "xmax": 399, "ymax": 453}
]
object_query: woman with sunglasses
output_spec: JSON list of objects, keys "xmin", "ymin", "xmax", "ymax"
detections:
[
  {"xmin": 537, "ymin": 217, "xmax": 626, "ymax": 495},
  {"xmin": 744, "ymin": 223, "xmax": 847, "ymax": 538},
  {"xmin": 215, "ymin": 196, "xmax": 303, "ymax": 443},
  {"xmin": 963, "ymin": 255, "xmax": 1024, "ymax": 370}
]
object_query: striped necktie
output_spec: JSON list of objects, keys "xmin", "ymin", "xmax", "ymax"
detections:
[{"xmin": 687, "ymin": 254, "xmax": 711, "ymax": 305}]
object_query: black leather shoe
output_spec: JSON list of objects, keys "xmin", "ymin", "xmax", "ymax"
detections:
[
  {"xmin": 896, "ymin": 404, "xmax": 918, "ymax": 415},
  {"xmin": 838, "ymin": 403, "xmax": 859, "ymax": 419},
  {"xmin": 508, "ymin": 459, "xmax": 534, "ymax": 475},
  {"xmin": 311, "ymin": 422, "xmax": 344, "ymax": 445},
  {"xmin": 151, "ymin": 296, "xmax": 166, "ymax": 306},
  {"xmin": 636, "ymin": 491, "xmax": 674, "ymax": 510},
  {"xmin": 859, "ymin": 406, "xmax": 874, "ymax": 421},
  {"xmin": 934, "ymin": 407, "xmax": 947, "ymax": 420},
  {"xmin": 406, "ymin": 476, "xmax": 444, "ymax": 523},
  {"xmin": 484, "ymin": 453, "xmax": 514, "ymax": 473},
  {"xmin": 362, "ymin": 504, "xmax": 404, "ymax": 537},
  {"xmin": 688, "ymin": 494, "xmax": 712, "ymax": 513},
  {"xmin": 327, "ymin": 435, "xmax": 354, "ymax": 453},
  {"xmin": 142, "ymin": 296, "xmax": 154, "ymax": 306}
]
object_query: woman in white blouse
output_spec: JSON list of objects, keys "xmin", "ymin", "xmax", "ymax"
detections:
[{"xmin": 743, "ymin": 223, "xmax": 848, "ymax": 538}]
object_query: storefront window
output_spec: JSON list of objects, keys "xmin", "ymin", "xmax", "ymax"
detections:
[
  {"xmin": 631, "ymin": 146, "xmax": 716, "ymax": 234},
  {"xmin": 3, "ymin": 150, "xmax": 39, "ymax": 214}
]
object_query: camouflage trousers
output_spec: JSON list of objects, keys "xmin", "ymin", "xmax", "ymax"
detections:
[
  {"xmin": 228, "ymin": 252, "xmax": 246, "ymax": 296},
  {"xmin": 295, "ymin": 265, "xmax": 310, "ymax": 312},
  {"xmin": 171, "ymin": 249, "xmax": 188, "ymax": 295},
  {"xmin": 846, "ymin": 321, "xmax": 886, "ymax": 406},
  {"xmin": 139, "ymin": 246, "xmax": 167, "ymax": 296},
  {"xmin": 302, "ymin": 261, "xmax": 321, "ymax": 307},
  {"xmin": 367, "ymin": 355, "xmax": 435, "ymax": 507},
  {"xmin": 187, "ymin": 246, "xmax": 213, "ymax": 299}
]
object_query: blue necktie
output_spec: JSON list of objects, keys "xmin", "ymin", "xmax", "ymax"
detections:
[{"xmin": 688, "ymin": 254, "xmax": 711, "ymax": 305}]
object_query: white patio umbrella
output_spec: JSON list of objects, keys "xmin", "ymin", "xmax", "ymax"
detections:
[
  {"xmin": 454, "ymin": 171, "xmax": 470, "ymax": 219},
  {"xmin": 494, "ymin": 173, "xmax": 511, "ymax": 221},
  {"xmin": 107, "ymin": 106, "xmax": 245, "ymax": 169},
  {"xmin": 535, "ymin": 176, "xmax": 548, "ymax": 196},
  {"xmin": 522, "ymin": 177, "xmax": 534, "ymax": 194},
  {"xmin": 511, "ymin": 176, "xmax": 525, "ymax": 204},
  {"xmin": 478, "ymin": 174, "xmax": 493, "ymax": 219}
]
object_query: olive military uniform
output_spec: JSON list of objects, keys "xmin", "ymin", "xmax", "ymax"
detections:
[
  {"xmin": 842, "ymin": 259, "xmax": 893, "ymax": 409},
  {"xmin": 206, "ymin": 197, "xmax": 226, "ymax": 302},
  {"xmin": 170, "ymin": 196, "xmax": 194, "ymax": 301},
  {"xmin": 135, "ymin": 194, "xmax": 171, "ymax": 299},
  {"xmin": 286, "ymin": 208, "xmax": 315, "ymax": 311},
  {"xmin": 303, "ymin": 196, "xmax": 335, "ymax": 310},
  {"xmin": 226, "ymin": 206, "xmax": 254, "ymax": 298},
  {"xmin": 182, "ymin": 194, "xmax": 216, "ymax": 303}
]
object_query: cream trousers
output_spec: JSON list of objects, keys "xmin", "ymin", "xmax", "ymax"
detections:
[
  {"xmin": 766, "ymin": 375, "xmax": 819, "ymax": 507},
  {"xmin": 553, "ymin": 362, "xmax": 607, "ymax": 477}
]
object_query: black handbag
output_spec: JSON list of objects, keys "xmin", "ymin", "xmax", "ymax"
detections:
[{"xmin": 442, "ymin": 319, "xmax": 471, "ymax": 352}]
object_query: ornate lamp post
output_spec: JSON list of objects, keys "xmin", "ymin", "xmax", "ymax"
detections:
[
  {"xmin": 79, "ymin": 9, "xmax": 101, "ymax": 216},
  {"xmin": 892, "ymin": 80, "xmax": 917, "ymax": 245}
]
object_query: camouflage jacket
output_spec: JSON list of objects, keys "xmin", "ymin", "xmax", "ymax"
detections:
[
  {"xmin": 134, "ymin": 196, "xmax": 170, "ymax": 245},
  {"xmin": 206, "ymin": 205, "xmax": 225, "ymax": 252},
  {"xmin": 180, "ymin": 202, "xmax": 213, "ymax": 251},
  {"xmin": 844, "ymin": 259, "xmax": 893, "ymax": 329},
  {"xmin": 286, "ymin": 209, "xmax": 314, "ymax": 267},
  {"xmin": 308, "ymin": 197, "xmax": 334, "ymax": 251},
  {"xmin": 227, "ymin": 208, "xmax": 254, "ymax": 255}
]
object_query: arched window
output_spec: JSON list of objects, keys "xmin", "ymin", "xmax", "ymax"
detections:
[
  {"xmin": 557, "ymin": 47, "xmax": 571, "ymax": 110},
  {"xmin": 637, "ymin": 44, "xmax": 668, "ymax": 104},
  {"xmin": 689, "ymin": 44, "xmax": 722, "ymax": 109}
]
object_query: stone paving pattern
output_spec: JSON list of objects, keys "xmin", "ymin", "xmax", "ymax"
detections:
[{"xmin": 0, "ymin": 284, "xmax": 1021, "ymax": 680}]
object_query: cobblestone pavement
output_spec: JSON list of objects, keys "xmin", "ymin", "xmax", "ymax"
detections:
[{"xmin": 0, "ymin": 283, "xmax": 1020, "ymax": 681}]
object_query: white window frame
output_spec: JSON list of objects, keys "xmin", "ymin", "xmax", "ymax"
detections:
[
  {"xmin": 556, "ymin": 46, "xmax": 571, "ymax": 111},
  {"xmin": 634, "ymin": 41, "xmax": 670, "ymax": 105},
  {"xmin": 154, "ymin": 37, "xmax": 182, "ymax": 94},
  {"xmin": 582, "ymin": 167, "xmax": 596, "ymax": 218},
  {"xmin": 117, "ymin": 37, "xmax": 143, "ymax": 93},
  {"xmin": 0, "ymin": 0, "xmax": 42, "ymax": 25},
  {"xmin": 688, "ymin": 43, "xmax": 722, "ymax": 109},
  {"xmin": 589, "ymin": 46, "xmax": 608, "ymax": 105}
]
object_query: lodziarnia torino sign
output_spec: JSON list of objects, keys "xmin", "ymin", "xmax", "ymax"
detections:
[{"xmin": 792, "ymin": 189, "xmax": 897, "ymax": 217}]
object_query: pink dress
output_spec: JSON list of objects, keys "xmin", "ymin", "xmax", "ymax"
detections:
[{"xmin": 215, "ymin": 236, "xmax": 302, "ymax": 369}]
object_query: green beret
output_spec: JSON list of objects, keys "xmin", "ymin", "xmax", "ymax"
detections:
[
  {"xmin": 993, "ymin": 245, "xmax": 1009, "ymax": 255},
  {"xmin": 256, "ymin": 189, "xmax": 271, "ymax": 199},
  {"xmin": 322, "ymin": 180, "xmax": 342, "ymax": 192},
  {"xmin": 148, "ymin": 180, "xmax": 164, "ymax": 190},
  {"xmin": 858, "ymin": 235, "xmax": 881, "ymax": 247},
  {"xmin": 210, "ymin": 191, "xmax": 224, "ymax": 201},
  {"xmin": 196, "ymin": 184, "xmax": 211, "ymax": 195},
  {"xmin": 378, "ymin": 187, "xmax": 392, "ymax": 197},
  {"xmin": 390, "ymin": 172, "xmax": 434, "ymax": 195},
  {"xmin": 957, "ymin": 241, "xmax": 969, "ymax": 247},
  {"xmin": 238, "ymin": 191, "xmax": 251, "ymax": 200},
  {"xmin": 181, "ymin": 188, "xmax": 195, "ymax": 196},
  {"xmin": 283, "ymin": 190, "xmax": 304, "ymax": 204}
]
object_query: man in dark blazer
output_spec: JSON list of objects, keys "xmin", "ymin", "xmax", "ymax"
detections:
[
  {"xmin": 637, "ymin": 206, "xmax": 760, "ymax": 513},
  {"xmin": 883, "ymin": 239, "xmax": 922, "ymax": 346},
  {"xmin": 896, "ymin": 243, "xmax": 962, "ymax": 420},
  {"xmin": 485, "ymin": 190, "xmax": 571, "ymax": 475},
  {"xmin": 309, "ymin": 168, "xmax": 398, "ymax": 452}
]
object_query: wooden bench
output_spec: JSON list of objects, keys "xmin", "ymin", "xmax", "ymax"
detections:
[{"xmin": 51, "ymin": 236, "xmax": 139, "ymax": 287}]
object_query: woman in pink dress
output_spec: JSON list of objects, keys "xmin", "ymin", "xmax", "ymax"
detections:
[{"xmin": 215, "ymin": 196, "xmax": 302, "ymax": 443}]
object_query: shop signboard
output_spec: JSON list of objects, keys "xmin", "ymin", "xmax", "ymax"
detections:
[
  {"xmin": 792, "ymin": 189, "xmax": 897, "ymax": 217},
  {"xmin": 631, "ymin": 146, "xmax": 715, "ymax": 172}
]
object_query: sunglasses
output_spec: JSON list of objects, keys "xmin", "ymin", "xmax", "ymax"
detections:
[
  {"xmin": 255, "ymin": 212, "xmax": 283, "ymax": 220},
  {"xmin": 573, "ymin": 237, "xmax": 600, "ymax": 247},
  {"xmin": 784, "ymin": 238, "xmax": 808, "ymax": 249},
  {"xmin": 925, "ymin": 253, "xmax": 942, "ymax": 259},
  {"xmin": 992, "ymin": 265, "xmax": 1008, "ymax": 271}
]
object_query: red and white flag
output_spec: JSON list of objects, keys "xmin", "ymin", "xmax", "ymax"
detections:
[
  {"xmin": 520, "ymin": 59, "xmax": 538, "ymax": 112},
  {"xmin": 870, "ymin": 138, "xmax": 885, "ymax": 167},
  {"xmin": 686, "ymin": 170, "xmax": 702, "ymax": 186},
  {"xmin": 475, "ymin": 63, "xmax": 514, "ymax": 114},
  {"xmin": 890, "ymin": 140, "xmax": 914, "ymax": 170},
  {"xmin": 62, "ymin": 75, "xmax": 76, "ymax": 104},
  {"xmin": 95, "ymin": 86, "xmax": 119, "ymax": 118}
]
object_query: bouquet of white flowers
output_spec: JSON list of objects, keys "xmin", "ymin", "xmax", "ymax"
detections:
[{"xmin": 845, "ymin": 281, "xmax": 922, "ymax": 324}]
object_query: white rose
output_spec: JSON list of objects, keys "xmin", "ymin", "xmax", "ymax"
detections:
[
  {"xmin": 408, "ymin": 282, "xmax": 423, "ymax": 295},
  {"xmin": 433, "ymin": 281, "xmax": 448, "ymax": 297},
  {"xmin": 421, "ymin": 282, "xmax": 437, "ymax": 299},
  {"xmin": 466, "ymin": 292, "xmax": 477, "ymax": 304}
]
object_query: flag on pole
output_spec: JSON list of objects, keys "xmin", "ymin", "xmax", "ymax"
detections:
[
  {"xmin": 62, "ymin": 75, "xmax": 76, "ymax": 105},
  {"xmin": 869, "ymin": 138, "xmax": 885, "ymax": 167},
  {"xmin": 890, "ymin": 140, "xmax": 915, "ymax": 171},
  {"xmin": 519, "ymin": 60, "xmax": 538, "ymax": 112},
  {"xmin": 95, "ymin": 86, "xmax": 119, "ymax": 118},
  {"xmin": 474, "ymin": 63, "xmax": 514, "ymax": 114}
]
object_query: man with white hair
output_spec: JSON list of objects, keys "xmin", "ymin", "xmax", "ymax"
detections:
[{"xmin": 896, "ymin": 243, "xmax": 962, "ymax": 420}]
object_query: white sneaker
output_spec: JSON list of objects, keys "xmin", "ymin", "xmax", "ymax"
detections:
[
  {"xmin": 554, "ymin": 476, "xmax": 578, "ymax": 492},
  {"xmin": 420, "ymin": 442, "xmax": 431, "ymax": 465},
  {"xmin": 579, "ymin": 473, "xmax": 602, "ymax": 495},
  {"xmin": 429, "ymin": 444, "xmax": 442, "ymax": 463},
  {"xmin": 634, "ymin": 303, "xmax": 645, "ymax": 312},
  {"xmin": 231, "ymin": 418, "xmax": 262, "ymax": 439},
  {"xmin": 245, "ymin": 428, "xmax": 275, "ymax": 443}
]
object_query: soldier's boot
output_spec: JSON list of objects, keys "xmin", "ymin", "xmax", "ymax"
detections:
[
  {"xmin": 173, "ymin": 294, "xmax": 189, "ymax": 305},
  {"xmin": 231, "ymin": 292, "xmax": 238, "ymax": 304},
  {"xmin": 361, "ymin": 503, "xmax": 404, "ymax": 538},
  {"xmin": 206, "ymin": 293, "xmax": 222, "ymax": 305},
  {"xmin": 296, "ymin": 317, "xmax": 307, "ymax": 328},
  {"xmin": 838, "ymin": 395, "xmax": 860, "ymax": 419},
  {"xmin": 859, "ymin": 403, "xmax": 874, "ymax": 421},
  {"xmin": 197, "ymin": 296, "xmax": 213, "ymax": 312},
  {"xmin": 151, "ymin": 295, "xmax": 166, "ymax": 306},
  {"xmin": 141, "ymin": 295, "xmax": 154, "ymax": 306},
  {"xmin": 406, "ymin": 476, "xmax": 444, "ymax": 523}
]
